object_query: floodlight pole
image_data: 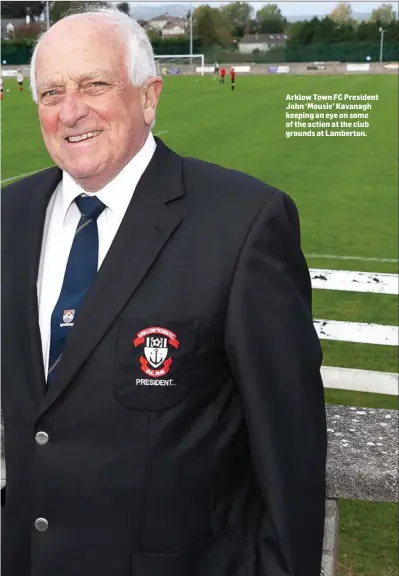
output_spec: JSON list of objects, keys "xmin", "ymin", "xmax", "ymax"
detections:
[
  {"xmin": 46, "ymin": 1, "xmax": 51, "ymax": 30},
  {"xmin": 379, "ymin": 27, "xmax": 385, "ymax": 63},
  {"xmin": 189, "ymin": 9, "xmax": 193, "ymax": 65}
]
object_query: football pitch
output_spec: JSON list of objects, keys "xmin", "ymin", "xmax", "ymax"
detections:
[{"xmin": 1, "ymin": 73, "xmax": 398, "ymax": 574}]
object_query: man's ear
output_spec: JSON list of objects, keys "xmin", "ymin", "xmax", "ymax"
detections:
[{"xmin": 142, "ymin": 77, "xmax": 163, "ymax": 127}]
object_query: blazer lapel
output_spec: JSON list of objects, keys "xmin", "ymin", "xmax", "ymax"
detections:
[
  {"xmin": 37, "ymin": 140, "xmax": 184, "ymax": 419},
  {"xmin": 10, "ymin": 167, "xmax": 62, "ymax": 408}
]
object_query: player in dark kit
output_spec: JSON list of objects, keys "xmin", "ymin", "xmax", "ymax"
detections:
[{"xmin": 230, "ymin": 67, "xmax": 236, "ymax": 91}]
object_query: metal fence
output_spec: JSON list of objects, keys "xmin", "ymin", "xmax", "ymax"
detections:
[{"xmin": 2, "ymin": 40, "xmax": 399, "ymax": 66}]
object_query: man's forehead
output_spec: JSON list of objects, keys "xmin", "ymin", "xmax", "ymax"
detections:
[
  {"xmin": 37, "ymin": 16, "xmax": 122, "ymax": 63},
  {"xmin": 35, "ymin": 52, "xmax": 122, "ymax": 79},
  {"xmin": 36, "ymin": 35, "xmax": 124, "ymax": 81}
]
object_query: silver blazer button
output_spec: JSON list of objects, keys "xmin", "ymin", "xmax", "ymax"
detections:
[
  {"xmin": 35, "ymin": 431, "xmax": 49, "ymax": 445},
  {"xmin": 35, "ymin": 518, "xmax": 49, "ymax": 532}
]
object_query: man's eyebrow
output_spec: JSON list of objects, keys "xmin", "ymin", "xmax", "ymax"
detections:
[
  {"xmin": 75, "ymin": 69, "xmax": 114, "ymax": 82},
  {"xmin": 36, "ymin": 81, "xmax": 62, "ymax": 90}
]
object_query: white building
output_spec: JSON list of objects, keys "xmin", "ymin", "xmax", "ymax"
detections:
[
  {"xmin": 238, "ymin": 33, "xmax": 288, "ymax": 54},
  {"xmin": 147, "ymin": 13, "xmax": 170, "ymax": 30},
  {"xmin": 161, "ymin": 21, "xmax": 186, "ymax": 38}
]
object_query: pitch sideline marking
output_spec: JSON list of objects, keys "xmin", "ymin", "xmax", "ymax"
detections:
[{"xmin": 1, "ymin": 169, "xmax": 52, "ymax": 185}]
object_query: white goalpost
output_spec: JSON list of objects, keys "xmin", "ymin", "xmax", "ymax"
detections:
[{"xmin": 154, "ymin": 54, "xmax": 205, "ymax": 76}]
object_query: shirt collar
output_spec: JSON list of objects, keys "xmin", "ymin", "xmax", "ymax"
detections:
[{"xmin": 61, "ymin": 132, "xmax": 157, "ymax": 222}]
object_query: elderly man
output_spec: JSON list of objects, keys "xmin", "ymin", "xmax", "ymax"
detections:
[{"xmin": 1, "ymin": 6, "xmax": 327, "ymax": 576}]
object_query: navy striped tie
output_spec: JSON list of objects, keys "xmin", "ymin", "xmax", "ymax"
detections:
[{"xmin": 47, "ymin": 195, "xmax": 106, "ymax": 382}]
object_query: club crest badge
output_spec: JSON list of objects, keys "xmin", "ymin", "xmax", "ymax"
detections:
[
  {"xmin": 133, "ymin": 327, "xmax": 179, "ymax": 377},
  {"xmin": 60, "ymin": 309, "xmax": 75, "ymax": 327}
]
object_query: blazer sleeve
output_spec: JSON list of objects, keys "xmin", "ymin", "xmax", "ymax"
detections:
[{"xmin": 225, "ymin": 189, "xmax": 327, "ymax": 576}]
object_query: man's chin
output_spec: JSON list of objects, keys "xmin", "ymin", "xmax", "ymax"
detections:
[
  {"xmin": 65, "ymin": 162, "xmax": 116, "ymax": 192},
  {"xmin": 63, "ymin": 162, "xmax": 104, "ymax": 183}
]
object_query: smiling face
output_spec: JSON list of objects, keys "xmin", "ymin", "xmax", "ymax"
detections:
[{"xmin": 35, "ymin": 15, "xmax": 162, "ymax": 191}]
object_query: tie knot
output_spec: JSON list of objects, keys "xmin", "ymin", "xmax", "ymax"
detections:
[{"xmin": 75, "ymin": 195, "xmax": 106, "ymax": 220}]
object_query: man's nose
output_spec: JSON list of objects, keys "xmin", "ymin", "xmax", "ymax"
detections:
[{"xmin": 59, "ymin": 91, "xmax": 89, "ymax": 127}]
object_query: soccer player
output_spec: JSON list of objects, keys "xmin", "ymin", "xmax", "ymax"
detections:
[
  {"xmin": 0, "ymin": 77, "xmax": 3, "ymax": 100},
  {"xmin": 16, "ymin": 69, "xmax": 24, "ymax": 92},
  {"xmin": 214, "ymin": 61, "xmax": 219, "ymax": 76},
  {"xmin": 219, "ymin": 67, "xmax": 226, "ymax": 84},
  {"xmin": 230, "ymin": 67, "xmax": 236, "ymax": 91}
]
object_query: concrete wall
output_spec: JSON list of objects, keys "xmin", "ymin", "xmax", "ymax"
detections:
[{"xmin": 190, "ymin": 61, "xmax": 398, "ymax": 76}]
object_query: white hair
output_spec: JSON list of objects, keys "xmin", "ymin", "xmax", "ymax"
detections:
[{"xmin": 29, "ymin": 4, "xmax": 158, "ymax": 102}]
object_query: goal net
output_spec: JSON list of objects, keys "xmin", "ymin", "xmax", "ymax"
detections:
[{"xmin": 154, "ymin": 54, "xmax": 205, "ymax": 76}]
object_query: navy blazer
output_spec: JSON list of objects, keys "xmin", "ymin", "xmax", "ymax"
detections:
[{"xmin": 1, "ymin": 139, "xmax": 327, "ymax": 576}]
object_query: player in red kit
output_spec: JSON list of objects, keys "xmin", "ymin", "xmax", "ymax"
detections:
[
  {"xmin": 230, "ymin": 67, "xmax": 236, "ymax": 91},
  {"xmin": 220, "ymin": 67, "xmax": 226, "ymax": 84}
]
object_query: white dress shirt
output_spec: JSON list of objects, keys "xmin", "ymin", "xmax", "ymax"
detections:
[{"xmin": 37, "ymin": 132, "xmax": 156, "ymax": 376}]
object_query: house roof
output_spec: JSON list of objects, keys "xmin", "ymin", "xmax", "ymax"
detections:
[
  {"xmin": 149, "ymin": 13, "xmax": 186, "ymax": 23},
  {"xmin": 149, "ymin": 13, "xmax": 172, "ymax": 21},
  {"xmin": 240, "ymin": 33, "xmax": 288, "ymax": 44}
]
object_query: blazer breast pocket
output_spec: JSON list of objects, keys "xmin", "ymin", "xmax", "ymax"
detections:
[{"xmin": 114, "ymin": 318, "xmax": 199, "ymax": 411}]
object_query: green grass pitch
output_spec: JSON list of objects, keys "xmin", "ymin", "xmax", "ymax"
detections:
[{"xmin": 1, "ymin": 73, "xmax": 398, "ymax": 575}]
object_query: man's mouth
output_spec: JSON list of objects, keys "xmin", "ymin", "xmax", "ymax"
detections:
[{"xmin": 66, "ymin": 130, "xmax": 102, "ymax": 143}]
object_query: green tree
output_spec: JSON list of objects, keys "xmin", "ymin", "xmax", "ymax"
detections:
[
  {"xmin": 258, "ymin": 19, "xmax": 284, "ymax": 33},
  {"xmin": 116, "ymin": 2, "xmax": 130, "ymax": 15},
  {"xmin": 1, "ymin": 1, "xmax": 45, "ymax": 19},
  {"xmin": 355, "ymin": 21, "xmax": 379, "ymax": 41},
  {"xmin": 288, "ymin": 16, "xmax": 358, "ymax": 45},
  {"xmin": 147, "ymin": 27, "xmax": 162, "ymax": 40},
  {"xmin": 256, "ymin": 3, "xmax": 284, "ymax": 21},
  {"xmin": 355, "ymin": 19, "xmax": 399, "ymax": 41},
  {"xmin": 328, "ymin": 2, "xmax": 354, "ymax": 23},
  {"xmin": 287, "ymin": 17, "xmax": 320, "ymax": 45},
  {"xmin": 220, "ymin": 1, "xmax": 253, "ymax": 35},
  {"xmin": 385, "ymin": 20, "xmax": 399, "ymax": 41},
  {"xmin": 312, "ymin": 16, "xmax": 338, "ymax": 43},
  {"xmin": 256, "ymin": 4, "xmax": 286, "ymax": 33},
  {"xmin": 245, "ymin": 18, "xmax": 259, "ymax": 34},
  {"xmin": 193, "ymin": 5, "xmax": 219, "ymax": 46},
  {"xmin": 334, "ymin": 21, "xmax": 355, "ymax": 41},
  {"xmin": 369, "ymin": 3, "xmax": 396, "ymax": 24},
  {"xmin": 193, "ymin": 5, "xmax": 232, "ymax": 46},
  {"xmin": 50, "ymin": 2, "xmax": 74, "ymax": 22}
]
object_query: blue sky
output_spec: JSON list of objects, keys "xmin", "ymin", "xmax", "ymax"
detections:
[
  {"xmin": 139, "ymin": 2, "xmax": 388, "ymax": 17},
  {"xmin": 251, "ymin": 2, "xmax": 385, "ymax": 16}
]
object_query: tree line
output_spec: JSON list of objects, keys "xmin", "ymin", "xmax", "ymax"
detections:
[
  {"xmin": 191, "ymin": 2, "xmax": 398, "ymax": 47},
  {"xmin": 288, "ymin": 17, "xmax": 399, "ymax": 46},
  {"xmin": 2, "ymin": 1, "xmax": 398, "ymax": 47}
]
